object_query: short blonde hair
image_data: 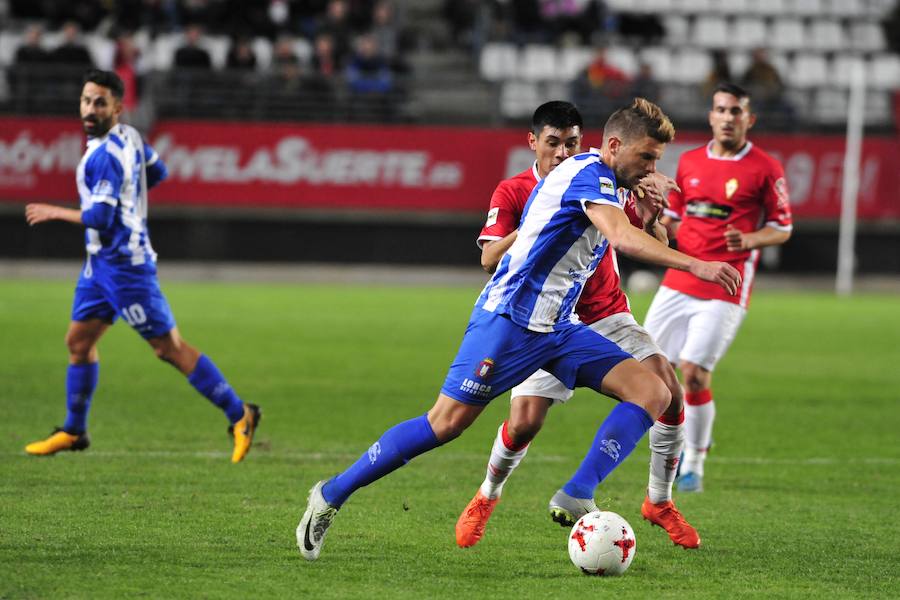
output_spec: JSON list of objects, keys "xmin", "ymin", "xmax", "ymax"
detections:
[{"xmin": 602, "ymin": 98, "xmax": 675, "ymax": 144}]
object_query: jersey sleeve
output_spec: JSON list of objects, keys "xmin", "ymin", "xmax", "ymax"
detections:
[
  {"xmin": 477, "ymin": 180, "xmax": 522, "ymax": 249},
  {"xmin": 621, "ymin": 191, "xmax": 645, "ymax": 229},
  {"xmin": 569, "ymin": 162, "xmax": 622, "ymax": 213},
  {"xmin": 144, "ymin": 141, "xmax": 168, "ymax": 189},
  {"xmin": 86, "ymin": 147, "xmax": 124, "ymax": 207},
  {"xmin": 663, "ymin": 160, "xmax": 685, "ymax": 221},
  {"xmin": 761, "ymin": 159, "xmax": 793, "ymax": 231}
]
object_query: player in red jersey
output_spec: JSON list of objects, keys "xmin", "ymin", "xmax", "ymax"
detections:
[
  {"xmin": 644, "ymin": 83, "xmax": 793, "ymax": 493},
  {"xmin": 455, "ymin": 101, "xmax": 702, "ymax": 549}
]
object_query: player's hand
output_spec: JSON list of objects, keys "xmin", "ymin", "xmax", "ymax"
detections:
[
  {"xmin": 689, "ymin": 260, "xmax": 742, "ymax": 296},
  {"xmin": 634, "ymin": 173, "xmax": 678, "ymax": 212},
  {"xmin": 25, "ymin": 203, "xmax": 59, "ymax": 226},
  {"xmin": 724, "ymin": 224, "xmax": 750, "ymax": 252}
]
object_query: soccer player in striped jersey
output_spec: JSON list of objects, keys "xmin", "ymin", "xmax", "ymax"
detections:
[
  {"xmin": 456, "ymin": 100, "xmax": 701, "ymax": 550},
  {"xmin": 644, "ymin": 83, "xmax": 793, "ymax": 493},
  {"xmin": 23, "ymin": 69, "xmax": 261, "ymax": 463},
  {"xmin": 297, "ymin": 98, "xmax": 741, "ymax": 561}
]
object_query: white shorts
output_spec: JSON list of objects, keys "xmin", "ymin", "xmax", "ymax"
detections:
[
  {"xmin": 643, "ymin": 286, "xmax": 746, "ymax": 372},
  {"xmin": 510, "ymin": 312, "xmax": 663, "ymax": 405}
]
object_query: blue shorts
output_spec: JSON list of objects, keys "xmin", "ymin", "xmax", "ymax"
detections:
[
  {"xmin": 440, "ymin": 308, "xmax": 632, "ymax": 406},
  {"xmin": 71, "ymin": 258, "xmax": 176, "ymax": 340}
]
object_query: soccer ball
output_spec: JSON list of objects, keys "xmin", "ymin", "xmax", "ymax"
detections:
[{"xmin": 567, "ymin": 510, "xmax": 636, "ymax": 576}]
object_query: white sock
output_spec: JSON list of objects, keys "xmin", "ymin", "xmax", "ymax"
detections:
[
  {"xmin": 647, "ymin": 419, "xmax": 685, "ymax": 503},
  {"xmin": 683, "ymin": 396, "xmax": 715, "ymax": 477},
  {"xmin": 479, "ymin": 421, "xmax": 529, "ymax": 499}
]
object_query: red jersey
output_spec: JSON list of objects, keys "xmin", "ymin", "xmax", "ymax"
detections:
[
  {"xmin": 477, "ymin": 164, "xmax": 644, "ymax": 325},
  {"xmin": 662, "ymin": 141, "xmax": 793, "ymax": 308}
]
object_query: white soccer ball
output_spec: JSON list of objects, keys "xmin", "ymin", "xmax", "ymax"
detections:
[{"xmin": 567, "ymin": 510, "xmax": 636, "ymax": 576}]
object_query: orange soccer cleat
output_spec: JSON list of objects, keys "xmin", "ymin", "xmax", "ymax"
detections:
[
  {"xmin": 641, "ymin": 496, "xmax": 701, "ymax": 549},
  {"xmin": 229, "ymin": 403, "xmax": 262, "ymax": 463},
  {"xmin": 455, "ymin": 490, "xmax": 499, "ymax": 548},
  {"xmin": 25, "ymin": 427, "xmax": 90, "ymax": 456}
]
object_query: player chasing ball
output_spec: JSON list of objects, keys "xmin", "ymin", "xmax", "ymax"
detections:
[
  {"xmin": 645, "ymin": 83, "xmax": 793, "ymax": 493},
  {"xmin": 456, "ymin": 100, "xmax": 700, "ymax": 550},
  {"xmin": 23, "ymin": 69, "xmax": 261, "ymax": 463},
  {"xmin": 297, "ymin": 98, "xmax": 741, "ymax": 561}
]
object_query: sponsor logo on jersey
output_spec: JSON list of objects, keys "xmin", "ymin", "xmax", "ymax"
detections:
[
  {"xmin": 725, "ymin": 177, "xmax": 739, "ymax": 199},
  {"xmin": 689, "ymin": 177, "xmax": 700, "ymax": 187},
  {"xmin": 599, "ymin": 438, "xmax": 621, "ymax": 461},
  {"xmin": 475, "ymin": 358, "xmax": 495, "ymax": 379},
  {"xmin": 485, "ymin": 207, "xmax": 499, "ymax": 227},
  {"xmin": 460, "ymin": 378, "xmax": 492, "ymax": 398},
  {"xmin": 686, "ymin": 201, "xmax": 733, "ymax": 220},
  {"xmin": 599, "ymin": 176, "xmax": 615, "ymax": 196}
]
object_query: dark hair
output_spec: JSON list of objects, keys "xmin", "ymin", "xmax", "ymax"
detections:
[
  {"xmin": 82, "ymin": 69, "xmax": 125, "ymax": 99},
  {"xmin": 602, "ymin": 97, "xmax": 675, "ymax": 144},
  {"xmin": 712, "ymin": 82, "xmax": 750, "ymax": 103},
  {"xmin": 531, "ymin": 101, "xmax": 583, "ymax": 135}
]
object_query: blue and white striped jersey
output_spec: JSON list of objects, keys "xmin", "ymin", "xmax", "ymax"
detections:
[
  {"xmin": 476, "ymin": 149, "xmax": 624, "ymax": 333},
  {"xmin": 76, "ymin": 123, "xmax": 167, "ymax": 266}
]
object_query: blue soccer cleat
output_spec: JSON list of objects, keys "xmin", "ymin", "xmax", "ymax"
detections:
[{"xmin": 676, "ymin": 472, "xmax": 703, "ymax": 493}]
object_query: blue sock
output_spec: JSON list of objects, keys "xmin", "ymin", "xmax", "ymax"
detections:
[
  {"xmin": 187, "ymin": 354, "xmax": 245, "ymax": 423},
  {"xmin": 322, "ymin": 414, "xmax": 441, "ymax": 508},
  {"xmin": 63, "ymin": 363, "xmax": 99, "ymax": 435},
  {"xmin": 562, "ymin": 402, "xmax": 654, "ymax": 499}
]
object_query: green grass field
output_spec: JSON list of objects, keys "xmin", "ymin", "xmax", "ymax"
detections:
[{"xmin": 1, "ymin": 279, "xmax": 899, "ymax": 599}]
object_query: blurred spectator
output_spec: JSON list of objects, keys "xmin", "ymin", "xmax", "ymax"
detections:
[
  {"xmin": 702, "ymin": 50, "xmax": 731, "ymax": 98},
  {"xmin": 346, "ymin": 32, "xmax": 394, "ymax": 120},
  {"xmin": 884, "ymin": 2, "xmax": 900, "ymax": 54},
  {"xmin": 294, "ymin": 0, "xmax": 330, "ymax": 39},
  {"xmin": 741, "ymin": 47, "xmax": 792, "ymax": 122},
  {"xmin": 114, "ymin": 32, "xmax": 143, "ymax": 114},
  {"xmin": 615, "ymin": 11, "xmax": 664, "ymax": 45},
  {"xmin": 13, "ymin": 24, "xmax": 49, "ymax": 65},
  {"xmin": 311, "ymin": 32, "xmax": 339, "ymax": 77},
  {"xmin": 179, "ymin": 0, "xmax": 227, "ymax": 32},
  {"xmin": 174, "ymin": 24, "xmax": 213, "ymax": 70},
  {"xmin": 509, "ymin": 0, "xmax": 549, "ymax": 44},
  {"xmin": 539, "ymin": 0, "xmax": 600, "ymax": 45},
  {"xmin": 319, "ymin": 0, "xmax": 354, "ymax": 66},
  {"xmin": 443, "ymin": 0, "xmax": 481, "ymax": 48},
  {"xmin": 226, "ymin": 36, "xmax": 258, "ymax": 71},
  {"xmin": 370, "ymin": 0, "xmax": 410, "ymax": 74},
  {"xmin": 271, "ymin": 35, "xmax": 303, "ymax": 91},
  {"xmin": 115, "ymin": 0, "xmax": 180, "ymax": 36},
  {"xmin": 346, "ymin": 32, "xmax": 392, "ymax": 94},
  {"xmin": 571, "ymin": 47, "xmax": 630, "ymax": 123},
  {"xmin": 629, "ymin": 61, "xmax": 659, "ymax": 104},
  {"xmin": 49, "ymin": 21, "xmax": 93, "ymax": 67}
]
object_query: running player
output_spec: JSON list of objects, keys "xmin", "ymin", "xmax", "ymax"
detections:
[
  {"xmin": 23, "ymin": 69, "xmax": 261, "ymax": 463},
  {"xmin": 644, "ymin": 83, "xmax": 793, "ymax": 492},
  {"xmin": 455, "ymin": 101, "xmax": 700, "ymax": 550},
  {"xmin": 297, "ymin": 98, "xmax": 740, "ymax": 561}
]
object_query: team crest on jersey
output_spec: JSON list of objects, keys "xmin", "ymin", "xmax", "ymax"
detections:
[
  {"xmin": 599, "ymin": 176, "xmax": 615, "ymax": 196},
  {"xmin": 475, "ymin": 358, "xmax": 495, "ymax": 379},
  {"xmin": 725, "ymin": 178, "xmax": 739, "ymax": 199},
  {"xmin": 689, "ymin": 177, "xmax": 700, "ymax": 187},
  {"xmin": 485, "ymin": 207, "xmax": 499, "ymax": 227}
]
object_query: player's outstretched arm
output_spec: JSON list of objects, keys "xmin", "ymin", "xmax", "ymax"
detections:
[
  {"xmin": 25, "ymin": 203, "xmax": 84, "ymax": 226},
  {"xmin": 481, "ymin": 230, "xmax": 518, "ymax": 274},
  {"xmin": 587, "ymin": 203, "xmax": 741, "ymax": 295},
  {"xmin": 724, "ymin": 224, "xmax": 791, "ymax": 252}
]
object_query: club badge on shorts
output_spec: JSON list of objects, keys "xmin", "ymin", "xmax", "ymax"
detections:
[{"xmin": 475, "ymin": 358, "xmax": 495, "ymax": 379}]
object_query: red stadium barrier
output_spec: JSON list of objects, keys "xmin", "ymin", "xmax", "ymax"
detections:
[{"xmin": 1, "ymin": 117, "xmax": 898, "ymax": 219}]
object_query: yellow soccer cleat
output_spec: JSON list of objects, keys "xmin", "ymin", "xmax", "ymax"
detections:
[
  {"xmin": 25, "ymin": 427, "xmax": 90, "ymax": 456},
  {"xmin": 228, "ymin": 403, "xmax": 261, "ymax": 463}
]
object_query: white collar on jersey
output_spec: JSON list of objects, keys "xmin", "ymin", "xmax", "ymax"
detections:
[
  {"xmin": 531, "ymin": 161, "xmax": 541, "ymax": 182},
  {"xmin": 706, "ymin": 140, "xmax": 753, "ymax": 161}
]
